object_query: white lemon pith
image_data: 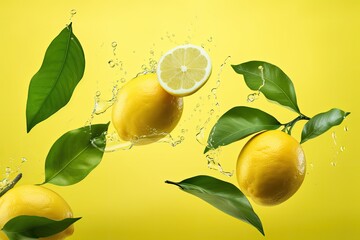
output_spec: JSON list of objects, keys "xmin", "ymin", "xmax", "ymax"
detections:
[{"xmin": 157, "ymin": 44, "xmax": 212, "ymax": 97}]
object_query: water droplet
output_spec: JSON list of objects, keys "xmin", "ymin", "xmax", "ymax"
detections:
[
  {"xmin": 310, "ymin": 162, "xmax": 314, "ymax": 169},
  {"xmin": 120, "ymin": 78, "xmax": 126, "ymax": 83},
  {"xmin": 95, "ymin": 91, "xmax": 101, "ymax": 97},
  {"xmin": 340, "ymin": 146, "xmax": 345, "ymax": 152},
  {"xmin": 332, "ymin": 132, "xmax": 337, "ymax": 145},
  {"xmin": 211, "ymin": 88, "xmax": 217, "ymax": 95},
  {"xmin": 21, "ymin": 157, "xmax": 27, "ymax": 163},
  {"xmin": 69, "ymin": 9, "xmax": 77, "ymax": 21},
  {"xmin": 111, "ymin": 41, "xmax": 118, "ymax": 48},
  {"xmin": 108, "ymin": 60, "xmax": 116, "ymax": 68},
  {"xmin": 149, "ymin": 59, "xmax": 157, "ymax": 71},
  {"xmin": 331, "ymin": 161, "xmax": 337, "ymax": 167},
  {"xmin": 344, "ymin": 126, "xmax": 349, "ymax": 132},
  {"xmin": 247, "ymin": 93, "xmax": 256, "ymax": 102},
  {"xmin": 207, "ymin": 37, "xmax": 213, "ymax": 42},
  {"xmin": 245, "ymin": 65, "xmax": 265, "ymax": 102},
  {"xmin": 5, "ymin": 167, "xmax": 11, "ymax": 175}
]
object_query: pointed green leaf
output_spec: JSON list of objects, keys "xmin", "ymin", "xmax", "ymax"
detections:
[
  {"xmin": 42, "ymin": 123, "xmax": 109, "ymax": 186},
  {"xmin": 301, "ymin": 108, "xmax": 350, "ymax": 144},
  {"xmin": 232, "ymin": 61, "xmax": 300, "ymax": 113},
  {"xmin": 2, "ymin": 215, "xmax": 81, "ymax": 240},
  {"xmin": 205, "ymin": 106, "xmax": 281, "ymax": 153},
  {"xmin": 166, "ymin": 175, "xmax": 264, "ymax": 235},
  {"xmin": 26, "ymin": 23, "xmax": 85, "ymax": 132}
]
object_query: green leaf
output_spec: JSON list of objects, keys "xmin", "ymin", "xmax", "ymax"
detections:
[
  {"xmin": 26, "ymin": 23, "xmax": 85, "ymax": 132},
  {"xmin": 42, "ymin": 123, "xmax": 109, "ymax": 186},
  {"xmin": 2, "ymin": 215, "xmax": 81, "ymax": 240},
  {"xmin": 165, "ymin": 175, "xmax": 264, "ymax": 235},
  {"xmin": 232, "ymin": 61, "xmax": 300, "ymax": 113},
  {"xmin": 301, "ymin": 108, "xmax": 350, "ymax": 144},
  {"xmin": 205, "ymin": 106, "xmax": 281, "ymax": 153}
]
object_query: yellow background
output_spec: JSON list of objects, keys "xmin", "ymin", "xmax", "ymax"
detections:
[{"xmin": 1, "ymin": 0, "xmax": 359, "ymax": 239}]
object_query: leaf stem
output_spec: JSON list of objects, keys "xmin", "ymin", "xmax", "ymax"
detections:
[
  {"xmin": 282, "ymin": 114, "xmax": 310, "ymax": 135},
  {"xmin": 0, "ymin": 173, "xmax": 22, "ymax": 198},
  {"xmin": 165, "ymin": 180, "xmax": 183, "ymax": 190}
]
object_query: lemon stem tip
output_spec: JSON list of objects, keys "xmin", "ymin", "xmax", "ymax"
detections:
[{"xmin": 0, "ymin": 173, "xmax": 22, "ymax": 198}]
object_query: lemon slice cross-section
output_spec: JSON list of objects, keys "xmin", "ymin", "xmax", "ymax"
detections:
[{"xmin": 156, "ymin": 44, "xmax": 212, "ymax": 97}]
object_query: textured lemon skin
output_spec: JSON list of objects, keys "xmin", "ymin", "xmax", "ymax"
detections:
[
  {"xmin": 236, "ymin": 130, "xmax": 306, "ymax": 206},
  {"xmin": 0, "ymin": 185, "xmax": 74, "ymax": 240},
  {"xmin": 112, "ymin": 73, "xmax": 183, "ymax": 145}
]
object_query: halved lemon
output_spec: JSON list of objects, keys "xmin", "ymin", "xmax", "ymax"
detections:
[{"xmin": 156, "ymin": 44, "xmax": 212, "ymax": 97}]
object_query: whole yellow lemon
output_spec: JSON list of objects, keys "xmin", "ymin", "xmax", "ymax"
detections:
[
  {"xmin": 236, "ymin": 130, "xmax": 306, "ymax": 206},
  {"xmin": 0, "ymin": 185, "xmax": 74, "ymax": 240},
  {"xmin": 112, "ymin": 73, "xmax": 183, "ymax": 145}
]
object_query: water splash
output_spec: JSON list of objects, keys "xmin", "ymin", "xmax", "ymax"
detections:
[
  {"xmin": 91, "ymin": 131, "xmax": 133, "ymax": 152},
  {"xmin": 196, "ymin": 127, "xmax": 206, "ymax": 145},
  {"xmin": 107, "ymin": 41, "xmax": 128, "ymax": 80},
  {"xmin": 94, "ymin": 86, "xmax": 119, "ymax": 115},
  {"xmin": 158, "ymin": 133, "xmax": 186, "ymax": 147},
  {"xmin": 192, "ymin": 56, "xmax": 233, "ymax": 176},
  {"xmin": 330, "ymin": 129, "xmax": 348, "ymax": 166},
  {"xmin": 91, "ymin": 127, "xmax": 188, "ymax": 152},
  {"xmin": 205, "ymin": 149, "xmax": 233, "ymax": 177},
  {"xmin": 247, "ymin": 65, "xmax": 265, "ymax": 102},
  {"xmin": 195, "ymin": 56, "xmax": 231, "ymax": 146},
  {"xmin": 138, "ymin": 49, "xmax": 158, "ymax": 74},
  {"xmin": 85, "ymin": 41, "xmax": 131, "ymax": 127},
  {"xmin": 85, "ymin": 86, "xmax": 119, "ymax": 127}
]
